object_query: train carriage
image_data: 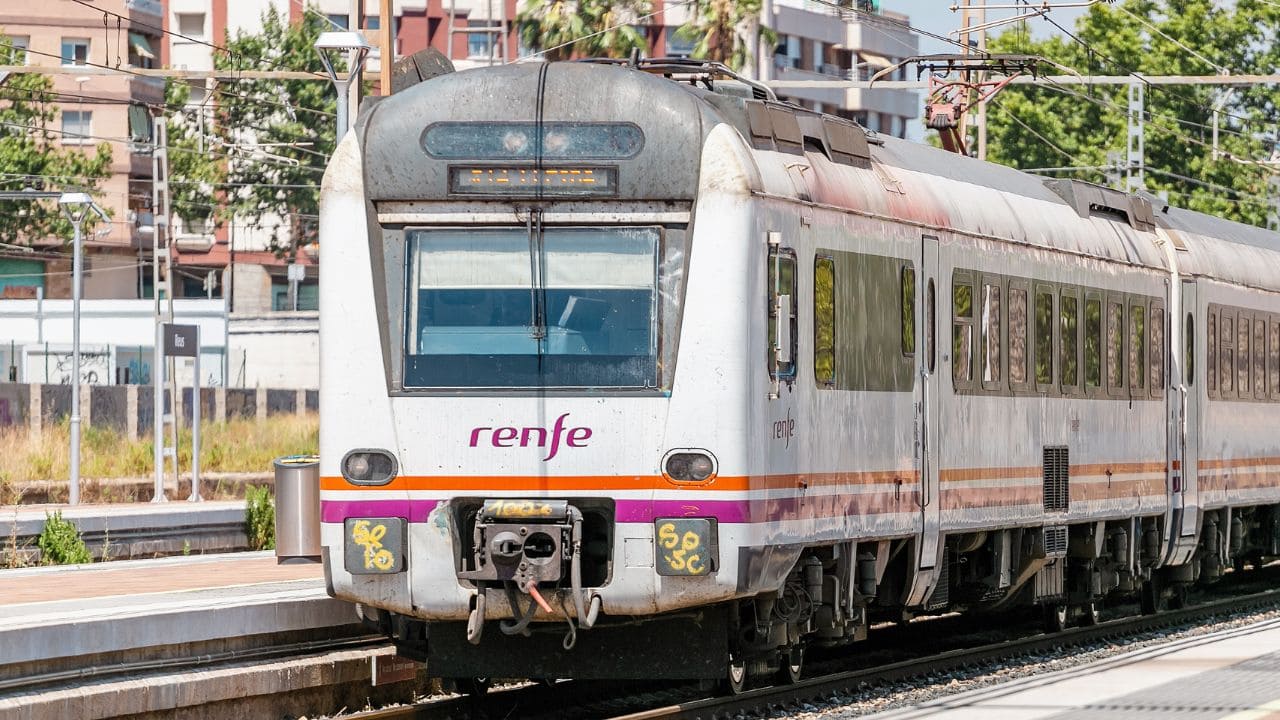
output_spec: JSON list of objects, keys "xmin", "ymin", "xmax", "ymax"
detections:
[{"xmin": 314, "ymin": 57, "xmax": 1280, "ymax": 688}]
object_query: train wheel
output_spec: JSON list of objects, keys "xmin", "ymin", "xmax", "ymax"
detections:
[
  {"xmin": 1140, "ymin": 581, "xmax": 1159, "ymax": 615},
  {"xmin": 1043, "ymin": 604, "xmax": 1068, "ymax": 633},
  {"xmin": 1079, "ymin": 601, "xmax": 1101, "ymax": 627},
  {"xmin": 722, "ymin": 655, "xmax": 748, "ymax": 695},
  {"xmin": 461, "ymin": 677, "xmax": 491, "ymax": 697},
  {"xmin": 777, "ymin": 647, "xmax": 804, "ymax": 685}
]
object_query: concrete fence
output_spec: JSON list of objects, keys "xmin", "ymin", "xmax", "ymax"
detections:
[{"xmin": 0, "ymin": 382, "xmax": 318, "ymax": 439}]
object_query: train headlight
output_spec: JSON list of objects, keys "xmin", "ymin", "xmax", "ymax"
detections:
[
  {"xmin": 341, "ymin": 449, "xmax": 398, "ymax": 486},
  {"xmin": 663, "ymin": 450, "xmax": 717, "ymax": 483}
]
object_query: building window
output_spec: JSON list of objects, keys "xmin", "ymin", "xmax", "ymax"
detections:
[
  {"xmin": 61, "ymin": 38, "xmax": 90, "ymax": 66},
  {"xmin": 814, "ymin": 256, "xmax": 835, "ymax": 386},
  {"xmin": 273, "ymin": 281, "xmax": 318, "ymax": 311},
  {"xmin": 468, "ymin": 20, "xmax": 494, "ymax": 58},
  {"xmin": 665, "ymin": 27, "xmax": 696, "ymax": 57},
  {"xmin": 175, "ymin": 13, "xmax": 206, "ymax": 39},
  {"xmin": 61, "ymin": 110, "xmax": 92, "ymax": 143},
  {"xmin": 326, "ymin": 14, "xmax": 350, "ymax": 29},
  {"xmin": 128, "ymin": 33, "xmax": 156, "ymax": 68},
  {"xmin": 3, "ymin": 35, "xmax": 29, "ymax": 64}
]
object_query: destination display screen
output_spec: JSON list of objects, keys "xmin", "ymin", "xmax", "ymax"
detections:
[{"xmin": 448, "ymin": 166, "xmax": 617, "ymax": 197}]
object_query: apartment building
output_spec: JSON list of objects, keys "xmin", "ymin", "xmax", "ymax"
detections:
[{"xmin": 0, "ymin": 0, "xmax": 164, "ymax": 300}]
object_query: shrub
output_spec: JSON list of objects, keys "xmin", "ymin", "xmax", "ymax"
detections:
[
  {"xmin": 245, "ymin": 485, "xmax": 276, "ymax": 551},
  {"xmin": 38, "ymin": 511, "xmax": 93, "ymax": 565}
]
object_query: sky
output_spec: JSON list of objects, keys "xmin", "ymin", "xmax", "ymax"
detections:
[{"xmin": 872, "ymin": 0, "xmax": 1090, "ymax": 140}]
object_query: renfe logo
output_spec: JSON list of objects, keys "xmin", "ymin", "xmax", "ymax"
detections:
[{"xmin": 469, "ymin": 413, "xmax": 592, "ymax": 462}]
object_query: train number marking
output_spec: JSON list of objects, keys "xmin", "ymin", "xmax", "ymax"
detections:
[
  {"xmin": 344, "ymin": 517, "xmax": 405, "ymax": 574},
  {"xmin": 655, "ymin": 518, "xmax": 714, "ymax": 576}
]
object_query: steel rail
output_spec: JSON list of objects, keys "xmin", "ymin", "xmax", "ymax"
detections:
[{"xmin": 607, "ymin": 588, "xmax": 1280, "ymax": 720}]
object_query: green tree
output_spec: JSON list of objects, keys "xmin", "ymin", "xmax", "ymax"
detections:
[
  {"xmin": 677, "ymin": 0, "xmax": 776, "ymax": 71},
  {"xmin": 0, "ymin": 40, "xmax": 112, "ymax": 245},
  {"xmin": 982, "ymin": 0, "xmax": 1280, "ymax": 226},
  {"xmin": 167, "ymin": 7, "xmax": 337, "ymax": 253},
  {"xmin": 517, "ymin": 0, "xmax": 651, "ymax": 61}
]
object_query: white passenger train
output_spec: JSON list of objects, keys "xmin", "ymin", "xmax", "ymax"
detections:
[{"xmin": 315, "ymin": 57, "xmax": 1280, "ymax": 688}]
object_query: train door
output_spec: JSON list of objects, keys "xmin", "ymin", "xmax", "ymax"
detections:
[
  {"xmin": 917, "ymin": 236, "xmax": 942, "ymax": 570},
  {"xmin": 1176, "ymin": 280, "xmax": 1200, "ymax": 539}
]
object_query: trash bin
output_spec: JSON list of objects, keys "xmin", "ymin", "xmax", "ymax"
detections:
[{"xmin": 274, "ymin": 454, "xmax": 321, "ymax": 564}]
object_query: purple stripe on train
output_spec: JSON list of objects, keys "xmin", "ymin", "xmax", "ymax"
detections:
[{"xmin": 321, "ymin": 494, "xmax": 905, "ymax": 524}]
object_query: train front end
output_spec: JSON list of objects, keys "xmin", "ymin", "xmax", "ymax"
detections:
[{"xmin": 317, "ymin": 62, "xmax": 757, "ymax": 680}]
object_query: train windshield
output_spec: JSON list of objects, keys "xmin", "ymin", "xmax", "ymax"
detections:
[{"xmin": 404, "ymin": 227, "xmax": 665, "ymax": 389}]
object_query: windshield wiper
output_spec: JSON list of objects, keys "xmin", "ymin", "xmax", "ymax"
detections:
[{"xmin": 527, "ymin": 208, "xmax": 547, "ymax": 341}]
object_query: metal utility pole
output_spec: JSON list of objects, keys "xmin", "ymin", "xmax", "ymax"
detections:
[
  {"xmin": 151, "ymin": 114, "xmax": 179, "ymax": 502},
  {"xmin": 349, "ymin": 0, "xmax": 364, "ymax": 128},
  {"xmin": 976, "ymin": 0, "xmax": 988, "ymax": 160},
  {"xmin": 380, "ymin": 0, "xmax": 393, "ymax": 94},
  {"xmin": 1127, "ymin": 81, "xmax": 1145, "ymax": 192}
]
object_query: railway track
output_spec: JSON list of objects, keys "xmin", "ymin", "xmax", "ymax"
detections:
[{"xmin": 344, "ymin": 577, "xmax": 1280, "ymax": 720}]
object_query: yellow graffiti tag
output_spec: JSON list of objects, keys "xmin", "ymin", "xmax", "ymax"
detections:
[
  {"xmin": 657, "ymin": 522, "xmax": 705, "ymax": 575},
  {"xmin": 488, "ymin": 500, "xmax": 555, "ymax": 518},
  {"xmin": 352, "ymin": 520, "xmax": 395, "ymax": 571}
]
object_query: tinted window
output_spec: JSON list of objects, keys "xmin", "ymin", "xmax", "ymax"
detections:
[
  {"xmin": 769, "ymin": 250, "xmax": 798, "ymax": 378},
  {"xmin": 1085, "ymin": 297, "xmax": 1102, "ymax": 388},
  {"xmin": 1107, "ymin": 301, "xmax": 1123, "ymax": 390},
  {"xmin": 1035, "ymin": 291, "xmax": 1054, "ymax": 385},
  {"xmin": 1061, "ymin": 295, "xmax": 1079, "ymax": 387},
  {"xmin": 953, "ymin": 282, "xmax": 973, "ymax": 385},
  {"xmin": 423, "ymin": 122, "xmax": 644, "ymax": 159},
  {"xmin": 902, "ymin": 266, "xmax": 916, "ymax": 356},
  {"xmin": 1010, "ymin": 287, "xmax": 1028, "ymax": 384},
  {"xmin": 1185, "ymin": 312, "xmax": 1194, "ymax": 388},
  {"xmin": 981, "ymin": 282, "xmax": 1001, "ymax": 383},
  {"xmin": 814, "ymin": 257, "xmax": 835, "ymax": 385},
  {"xmin": 1130, "ymin": 305, "xmax": 1145, "ymax": 390},
  {"xmin": 1207, "ymin": 311, "xmax": 1217, "ymax": 393},
  {"xmin": 1150, "ymin": 306, "xmax": 1164, "ymax": 392},
  {"xmin": 1254, "ymin": 317, "xmax": 1266, "ymax": 398},
  {"xmin": 1221, "ymin": 313, "xmax": 1234, "ymax": 394},
  {"xmin": 1238, "ymin": 314, "xmax": 1250, "ymax": 395},
  {"xmin": 1270, "ymin": 320, "xmax": 1279, "ymax": 397}
]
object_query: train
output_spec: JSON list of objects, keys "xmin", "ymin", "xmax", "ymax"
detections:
[{"xmin": 312, "ymin": 56, "xmax": 1280, "ymax": 691}]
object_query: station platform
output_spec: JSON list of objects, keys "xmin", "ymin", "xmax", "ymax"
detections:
[
  {"xmin": 2, "ymin": 500, "xmax": 251, "ymax": 561},
  {"xmin": 866, "ymin": 616, "xmax": 1280, "ymax": 720},
  {"xmin": 0, "ymin": 552, "xmax": 399, "ymax": 720}
]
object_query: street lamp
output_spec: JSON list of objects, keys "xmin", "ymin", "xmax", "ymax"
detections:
[
  {"xmin": 314, "ymin": 31, "xmax": 371, "ymax": 142},
  {"xmin": 58, "ymin": 191, "xmax": 108, "ymax": 506}
]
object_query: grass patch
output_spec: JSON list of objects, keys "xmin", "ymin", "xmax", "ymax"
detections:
[
  {"xmin": 0, "ymin": 414, "xmax": 318, "ymax": 483},
  {"xmin": 245, "ymin": 485, "xmax": 276, "ymax": 551},
  {"xmin": 37, "ymin": 511, "xmax": 92, "ymax": 565}
]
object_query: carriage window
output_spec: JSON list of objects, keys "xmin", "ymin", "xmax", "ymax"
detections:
[
  {"xmin": 1107, "ymin": 301, "xmax": 1123, "ymax": 390},
  {"xmin": 1150, "ymin": 306, "xmax": 1164, "ymax": 394},
  {"xmin": 902, "ymin": 266, "xmax": 916, "ymax": 357},
  {"xmin": 927, "ymin": 279, "xmax": 936, "ymax": 374},
  {"xmin": 814, "ymin": 257, "xmax": 835, "ymax": 386},
  {"xmin": 981, "ymin": 281, "xmax": 1001, "ymax": 384},
  {"xmin": 768, "ymin": 249, "xmax": 798, "ymax": 379},
  {"xmin": 1254, "ymin": 317, "xmax": 1265, "ymax": 399},
  {"xmin": 1060, "ymin": 295, "xmax": 1079, "ymax": 388},
  {"xmin": 1221, "ymin": 313, "xmax": 1234, "ymax": 394},
  {"xmin": 404, "ymin": 227, "xmax": 661, "ymax": 388},
  {"xmin": 1185, "ymin": 313, "xmax": 1194, "ymax": 388},
  {"xmin": 1085, "ymin": 297, "xmax": 1102, "ymax": 388},
  {"xmin": 1035, "ymin": 290, "xmax": 1053, "ymax": 385},
  {"xmin": 1238, "ymin": 314, "xmax": 1251, "ymax": 395},
  {"xmin": 1009, "ymin": 287, "xmax": 1028, "ymax": 384},
  {"xmin": 953, "ymin": 281, "xmax": 974, "ymax": 385},
  {"xmin": 1207, "ymin": 311, "xmax": 1217, "ymax": 394},
  {"xmin": 1129, "ymin": 304, "xmax": 1145, "ymax": 391},
  {"xmin": 1264, "ymin": 319, "xmax": 1274, "ymax": 397}
]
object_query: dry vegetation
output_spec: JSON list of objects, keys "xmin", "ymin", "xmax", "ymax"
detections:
[{"xmin": 0, "ymin": 413, "xmax": 318, "ymax": 487}]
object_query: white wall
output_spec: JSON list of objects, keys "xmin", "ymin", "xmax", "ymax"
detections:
[{"xmin": 227, "ymin": 312, "xmax": 319, "ymax": 389}]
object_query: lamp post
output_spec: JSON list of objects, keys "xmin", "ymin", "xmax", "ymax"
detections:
[
  {"xmin": 58, "ymin": 192, "xmax": 108, "ymax": 506},
  {"xmin": 314, "ymin": 31, "xmax": 372, "ymax": 142}
]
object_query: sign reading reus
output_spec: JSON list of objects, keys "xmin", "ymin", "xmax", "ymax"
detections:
[{"xmin": 163, "ymin": 323, "xmax": 199, "ymax": 357}]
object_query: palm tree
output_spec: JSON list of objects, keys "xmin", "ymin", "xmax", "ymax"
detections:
[
  {"xmin": 677, "ymin": 0, "xmax": 776, "ymax": 72},
  {"xmin": 517, "ymin": 0, "xmax": 651, "ymax": 61}
]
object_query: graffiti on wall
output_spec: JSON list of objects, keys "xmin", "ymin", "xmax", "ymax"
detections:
[{"xmin": 26, "ymin": 350, "xmax": 111, "ymax": 385}]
